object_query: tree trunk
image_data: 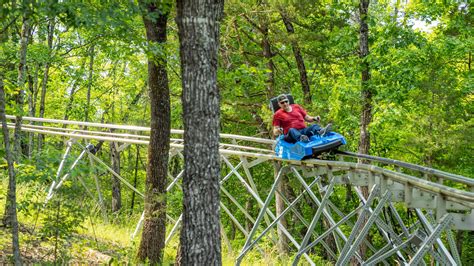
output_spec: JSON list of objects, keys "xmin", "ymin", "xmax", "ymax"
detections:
[
  {"xmin": 27, "ymin": 64, "xmax": 39, "ymax": 157},
  {"xmin": 468, "ymin": 51, "xmax": 471, "ymax": 71},
  {"xmin": 110, "ymin": 140, "xmax": 122, "ymax": 212},
  {"xmin": 63, "ymin": 81, "xmax": 77, "ymax": 124},
  {"xmin": 38, "ymin": 18, "xmax": 54, "ymax": 152},
  {"xmin": 175, "ymin": 243, "xmax": 182, "ymax": 266},
  {"xmin": 136, "ymin": 1, "xmax": 170, "ymax": 264},
  {"xmin": 242, "ymin": 10, "xmax": 276, "ymax": 98},
  {"xmin": 13, "ymin": 15, "xmax": 30, "ymax": 161},
  {"xmin": 261, "ymin": 19, "xmax": 275, "ymax": 98},
  {"xmin": 84, "ymin": 45, "xmax": 94, "ymax": 126},
  {"xmin": 274, "ymin": 162, "xmax": 289, "ymax": 254},
  {"xmin": 130, "ymin": 145, "xmax": 139, "ymax": 216},
  {"xmin": 1, "ymin": 10, "xmax": 27, "ymax": 264},
  {"xmin": 245, "ymin": 200, "xmax": 253, "ymax": 233},
  {"xmin": 246, "ymin": 10, "xmax": 291, "ymax": 252},
  {"xmin": 26, "ymin": 66, "xmax": 34, "ymax": 156},
  {"xmin": 320, "ymin": 177, "xmax": 337, "ymax": 261},
  {"xmin": 0, "ymin": 76, "xmax": 22, "ymax": 265},
  {"xmin": 4, "ymin": 8, "xmax": 30, "ymax": 228},
  {"xmin": 176, "ymin": 0, "xmax": 224, "ymax": 264},
  {"xmin": 280, "ymin": 10, "xmax": 311, "ymax": 105},
  {"xmin": 358, "ymin": 0, "xmax": 372, "ymax": 156},
  {"xmin": 356, "ymin": 0, "xmax": 371, "ymax": 262}
]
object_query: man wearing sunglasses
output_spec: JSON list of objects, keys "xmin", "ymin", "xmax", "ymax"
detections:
[{"xmin": 272, "ymin": 94, "xmax": 331, "ymax": 143}]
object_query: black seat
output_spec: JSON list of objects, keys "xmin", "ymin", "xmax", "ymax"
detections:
[{"xmin": 269, "ymin": 94, "xmax": 294, "ymax": 113}]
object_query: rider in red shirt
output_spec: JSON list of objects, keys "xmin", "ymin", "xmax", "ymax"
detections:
[{"xmin": 272, "ymin": 94, "xmax": 331, "ymax": 143}]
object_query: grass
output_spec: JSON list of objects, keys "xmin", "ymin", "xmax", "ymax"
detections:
[
  {"xmin": 0, "ymin": 174, "xmax": 136, "ymax": 264},
  {"xmin": 0, "ymin": 172, "xmax": 306, "ymax": 265}
]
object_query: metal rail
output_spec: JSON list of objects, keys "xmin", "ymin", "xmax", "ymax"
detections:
[
  {"xmin": 6, "ymin": 115, "xmax": 474, "ymax": 265},
  {"xmin": 6, "ymin": 116, "xmax": 474, "ymax": 209},
  {"xmin": 337, "ymin": 150, "xmax": 474, "ymax": 187}
]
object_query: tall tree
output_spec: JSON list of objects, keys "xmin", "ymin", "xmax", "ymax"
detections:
[
  {"xmin": 110, "ymin": 139, "xmax": 122, "ymax": 212},
  {"xmin": 242, "ymin": 6, "xmax": 275, "ymax": 99},
  {"xmin": 84, "ymin": 44, "xmax": 94, "ymax": 125},
  {"xmin": 357, "ymin": 0, "xmax": 371, "ymax": 261},
  {"xmin": 137, "ymin": 0, "xmax": 171, "ymax": 263},
  {"xmin": 358, "ymin": 0, "xmax": 372, "ymax": 157},
  {"xmin": 0, "ymin": 77, "xmax": 22, "ymax": 265},
  {"xmin": 279, "ymin": 9, "xmax": 311, "ymax": 105},
  {"xmin": 12, "ymin": 13, "xmax": 29, "ymax": 161},
  {"xmin": 26, "ymin": 63, "xmax": 39, "ymax": 157},
  {"xmin": 37, "ymin": 17, "xmax": 54, "ymax": 152},
  {"xmin": 0, "ymin": 5, "xmax": 29, "ymax": 265},
  {"xmin": 176, "ymin": 0, "xmax": 224, "ymax": 264}
]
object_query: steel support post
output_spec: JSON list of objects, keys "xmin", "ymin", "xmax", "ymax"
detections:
[
  {"xmin": 238, "ymin": 155, "xmax": 260, "ymax": 196},
  {"xmin": 238, "ymin": 178, "xmax": 320, "ymax": 262},
  {"xmin": 236, "ymin": 166, "xmax": 284, "ymax": 264},
  {"xmin": 131, "ymin": 211, "xmax": 146, "ymax": 239},
  {"xmin": 55, "ymin": 149, "xmax": 87, "ymax": 190},
  {"xmin": 74, "ymin": 169, "xmax": 96, "ymax": 200},
  {"xmin": 88, "ymin": 153, "xmax": 108, "ymax": 223},
  {"xmin": 86, "ymin": 148, "xmax": 144, "ymax": 197},
  {"xmin": 415, "ymin": 209, "xmax": 457, "ymax": 265},
  {"xmin": 361, "ymin": 201, "xmax": 410, "ymax": 263},
  {"xmin": 220, "ymin": 203, "xmax": 248, "ymax": 237},
  {"xmin": 220, "ymin": 161, "xmax": 243, "ymax": 184},
  {"xmin": 275, "ymin": 186, "xmax": 312, "ymax": 227},
  {"xmin": 324, "ymin": 198, "xmax": 379, "ymax": 255},
  {"xmin": 221, "ymin": 186, "xmax": 256, "ymax": 225},
  {"xmin": 55, "ymin": 139, "xmax": 74, "ymax": 179},
  {"xmin": 46, "ymin": 139, "xmax": 74, "ymax": 202},
  {"xmin": 166, "ymin": 170, "xmax": 184, "ymax": 191},
  {"xmin": 354, "ymin": 184, "xmax": 408, "ymax": 262},
  {"xmin": 293, "ymin": 176, "xmax": 337, "ymax": 265},
  {"xmin": 236, "ymin": 167, "xmax": 314, "ymax": 265},
  {"xmin": 445, "ymin": 228, "xmax": 462, "ymax": 265},
  {"xmin": 293, "ymin": 167, "xmax": 386, "ymax": 263},
  {"xmin": 372, "ymin": 217, "xmax": 410, "ymax": 263},
  {"xmin": 388, "ymin": 203, "xmax": 410, "ymax": 237},
  {"xmin": 274, "ymin": 175, "xmax": 339, "ymax": 258},
  {"xmin": 365, "ymin": 235, "xmax": 416, "ymax": 265},
  {"xmin": 165, "ymin": 214, "xmax": 182, "ymax": 244},
  {"xmin": 409, "ymin": 214, "xmax": 453, "ymax": 265},
  {"xmin": 222, "ymin": 156, "xmax": 277, "ymax": 241},
  {"xmin": 316, "ymin": 180, "xmax": 344, "ymax": 254},
  {"xmin": 292, "ymin": 167, "xmax": 379, "ymax": 263},
  {"xmin": 273, "ymin": 176, "xmax": 342, "ymax": 259},
  {"xmin": 46, "ymin": 146, "xmax": 88, "ymax": 203},
  {"xmin": 338, "ymin": 190, "xmax": 391, "ymax": 265},
  {"xmin": 296, "ymin": 205, "xmax": 363, "ymax": 257},
  {"xmin": 220, "ymin": 201, "xmax": 267, "ymax": 257},
  {"xmin": 336, "ymin": 185, "xmax": 381, "ymax": 265},
  {"xmin": 292, "ymin": 167, "xmax": 353, "ymax": 249}
]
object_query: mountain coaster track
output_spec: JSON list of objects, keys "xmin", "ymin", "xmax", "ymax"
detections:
[{"xmin": 6, "ymin": 115, "xmax": 474, "ymax": 265}]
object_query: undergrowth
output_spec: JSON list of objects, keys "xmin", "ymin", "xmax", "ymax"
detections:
[{"xmin": 0, "ymin": 173, "xmax": 296, "ymax": 265}]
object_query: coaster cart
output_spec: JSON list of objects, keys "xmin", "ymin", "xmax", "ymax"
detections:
[{"xmin": 270, "ymin": 94, "xmax": 347, "ymax": 160}]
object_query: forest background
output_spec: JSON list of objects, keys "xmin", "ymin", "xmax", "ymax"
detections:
[{"xmin": 0, "ymin": 0, "xmax": 472, "ymax": 264}]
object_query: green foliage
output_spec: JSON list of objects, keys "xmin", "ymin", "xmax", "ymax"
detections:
[
  {"xmin": 38, "ymin": 197, "xmax": 85, "ymax": 246},
  {"xmin": 0, "ymin": 0, "xmax": 472, "ymax": 263},
  {"xmin": 462, "ymin": 232, "xmax": 474, "ymax": 265}
]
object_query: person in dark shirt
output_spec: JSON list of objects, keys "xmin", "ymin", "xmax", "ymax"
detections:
[{"xmin": 272, "ymin": 94, "xmax": 331, "ymax": 143}]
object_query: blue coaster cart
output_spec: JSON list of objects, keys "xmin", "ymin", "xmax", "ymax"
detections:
[
  {"xmin": 274, "ymin": 132, "xmax": 346, "ymax": 160},
  {"xmin": 270, "ymin": 94, "xmax": 346, "ymax": 160}
]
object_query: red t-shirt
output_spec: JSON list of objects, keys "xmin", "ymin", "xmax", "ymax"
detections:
[{"xmin": 272, "ymin": 104, "xmax": 307, "ymax": 134}]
